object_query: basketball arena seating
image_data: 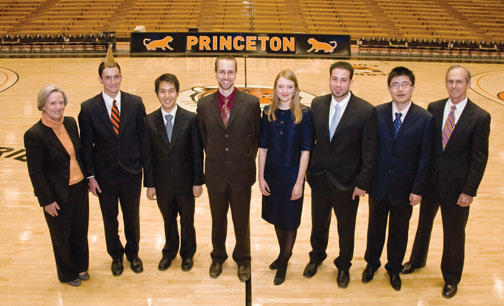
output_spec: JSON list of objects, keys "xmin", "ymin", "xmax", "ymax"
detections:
[{"xmin": 0, "ymin": 0, "xmax": 503, "ymax": 58}]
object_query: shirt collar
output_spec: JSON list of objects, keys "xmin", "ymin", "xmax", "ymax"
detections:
[
  {"xmin": 447, "ymin": 97, "xmax": 468, "ymax": 110},
  {"xmin": 331, "ymin": 91, "xmax": 351, "ymax": 110},
  {"xmin": 102, "ymin": 91, "xmax": 121, "ymax": 105},
  {"xmin": 161, "ymin": 104, "xmax": 177, "ymax": 119},
  {"xmin": 392, "ymin": 101, "xmax": 412, "ymax": 122},
  {"xmin": 218, "ymin": 88, "xmax": 237, "ymax": 108}
]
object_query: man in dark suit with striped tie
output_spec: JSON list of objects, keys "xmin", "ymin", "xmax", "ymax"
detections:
[
  {"xmin": 401, "ymin": 65, "xmax": 490, "ymax": 298},
  {"xmin": 144, "ymin": 73, "xmax": 204, "ymax": 272},
  {"xmin": 78, "ymin": 49, "xmax": 146, "ymax": 276}
]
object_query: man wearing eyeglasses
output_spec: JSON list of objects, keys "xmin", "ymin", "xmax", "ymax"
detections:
[
  {"xmin": 362, "ymin": 66, "xmax": 434, "ymax": 291},
  {"xmin": 401, "ymin": 65, "xmax": 490, "ymax": 299}
]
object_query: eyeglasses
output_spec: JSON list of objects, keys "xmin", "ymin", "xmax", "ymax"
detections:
[
  {"xmin": 390, "ymin": 82, "xmax": 412, "ymax": 89},
  {"xmin": 446, "ymin": 79, "xmax": 467, "ymax": 86}
]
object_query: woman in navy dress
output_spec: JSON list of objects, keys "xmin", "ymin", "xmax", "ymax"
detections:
[{"xmin": 258, "ymin": 69, "xmax": 313, "ymax": 285}]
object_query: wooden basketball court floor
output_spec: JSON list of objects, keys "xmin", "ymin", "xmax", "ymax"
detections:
[{"xmin": 0, "ymin": 56, "xmax": 503, "ymax": 305}]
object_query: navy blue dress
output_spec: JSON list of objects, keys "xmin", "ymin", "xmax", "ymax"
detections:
[{"xmin": 259, "ymin": 106, "xmax": 313, "ymax": 230}]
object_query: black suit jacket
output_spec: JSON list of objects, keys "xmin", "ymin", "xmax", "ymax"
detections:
[
  {"xmin": 78, "ymin": 91, "xmax": 145, "ymax": 188},
  {"xmin": 197, "ymin": 89, "xmax": 261, "ymax": 192},
  {"xmin": 143, "ymin": 106, "xmax": 204, "ymax": 195},
  {"xmin": 428, "ymin": 98, "xmax": 490, "ymax": 202},
  {"xmin": 370, "ymin": 102, "xmax": 435, "ymax": 205},
  {"xmin": 307, "ymin": 93, "xmax": 378, "ymax": 193},
  {"xmin": 24, "ymin": 117, "xmax": 84, "ymax": 207}
]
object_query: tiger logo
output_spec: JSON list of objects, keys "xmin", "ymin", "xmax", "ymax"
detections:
[
  {"xmin": 143, "ymin": 36, "xmax": 174, "ymax": 51},
  {"xmin": 307, "ymin": 38, "xmax": 338, "ymax": 53}
]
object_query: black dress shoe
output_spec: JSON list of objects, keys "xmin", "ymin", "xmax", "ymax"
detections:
[
  {"xmin": 129, "ymin": 257, "xmax": 143, "ymax": 273},
  {"xmin": 274, "ymin": 264, "xmax": 287, "ymax": 285},
  {"xmin": 67, "ymin": 278, "xmax": 81, "ymax": 287},
  {"xmin": 111, "ymin": 258, "xmax": 123, "ymax": 276},
  {"xmin": 158, "ymin": 257, "xmax": 172, "ymax": 271},
  {"xmin": 78, "ymin": 271, "xmax": 90, "ymax": 281},
  {"xmin": 181, "ymin": 258, "xmax": 194, "ymax": 271},
  {"xmin": 442, "ymin": 283, "xmax": 457, "ymax": 299},
  {"xmin": 303, "ymin": 261, "xmax": 319, "ymax": 278},
  {"xmin": 389, "ymin": 272, "xmax": 401, "ymax": 291},
  {"xmin": 209, "ymin": 262, "xmax": 222, "ymax": 279},
  {"xmin": 362, "ymin": 265, "xmax": 376, "ymax": 283},
  {"xmin": 269, "ymin": 259, "xmax": 278, "ymax": 270},
  {"xmin": 337, "ymin": 269, "xmax": 350, "ymax": 288},
  {"xmin": 401, "ymin": 262, "xmax": 419, "ymax": 274},
  {"xmin": 237, "ymin": 263, "xmax": 251, "ymax": 282}
]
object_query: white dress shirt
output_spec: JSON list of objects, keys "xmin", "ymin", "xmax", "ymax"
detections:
[
  {"xmin": 443, "ymin": 97, "xmax": 467, "ymax": 128},
  {"xmin": 161, "ymin": 105, "xmax": 177, "ymax": 127},
  {"xmin": 392, "ymin": 101, "xmax": 412, "ymax": 123},
  {"xmin": 329, "ymin": 92, "xmax": 351, "ymax": 127},
  {"xmin": 102, "ymin": 91, "xmax": 121, "ymax": 117}
]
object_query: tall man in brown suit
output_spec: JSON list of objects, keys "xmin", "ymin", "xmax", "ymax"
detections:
[
  {"xmin": 401, "ymin": 65, "xmax": 490, "ymax": 299},
  {"xmin": 197, "ymin": 55, "xmax": 261, "ymax": 282}
]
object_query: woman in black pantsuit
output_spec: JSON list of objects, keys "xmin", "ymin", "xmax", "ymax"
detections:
[
  {"xmin": 24, "ymin": 85, "xmax": 89, "ymax": 287},
  {"xmin": 258, "ymin": 70, "xmax": 313, "ymax": 285}
]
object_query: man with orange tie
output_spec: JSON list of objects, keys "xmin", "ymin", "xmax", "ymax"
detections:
[
  {"xmin": 401, "ymin": 65, "xmax": 490, "ymax": 298},
  {"xmin": 78, "ymin": 47, "xmax": 146, "ymax": 276}
]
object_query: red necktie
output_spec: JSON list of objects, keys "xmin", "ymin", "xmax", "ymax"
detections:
[
  {"xmin": 442, "ymin": 105, "xmax": 456, "ymax": 150},
  {"xmin": 221, "ymin": 98, "xmax": 230, "ymax": 128},
  {"xmin": 110, "ymin": 99, "xmax": 120, "ymax": 135}
]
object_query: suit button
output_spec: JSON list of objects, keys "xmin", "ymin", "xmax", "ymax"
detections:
[
  {"xmin": 279, "ymin": 131, "xmax": 284, "ymax": 135},
  {"xmin": 280, "ymin": 121, "xmax": 284, "ymax": 124},
  {"xmin": 225, "ymin": 147, "xmax": 229, "ymax": 152},
  {"xmin": 225, "ymin": 134, "xmax": 229, "ymax": 138}
]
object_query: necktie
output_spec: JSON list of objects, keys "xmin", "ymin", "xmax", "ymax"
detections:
[
  {"xmin": 110, "ymin": 99, "xmax": 120, "ymax": 135},
  {"xmin": 165, "ymin": 114, "xmax": 173, "ymax": 142},
  {"xmin": 221, "ymin": 98, "xmax": 230, "ymax": 128},
  {"xmin": 393, "ymin": 112, "xmax": 402, "ymax": 137},
  {"xmin": 442, "ymin": 105, "xmax": 456, "ymax": 150},
  {"xmin": 329, "ymin": 103, "xmax": 340, "ymax": 140}
]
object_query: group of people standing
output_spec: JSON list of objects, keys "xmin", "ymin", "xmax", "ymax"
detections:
[{"xmin": 24, "ymin": 50, "xmax": 489, "ymax": 300}]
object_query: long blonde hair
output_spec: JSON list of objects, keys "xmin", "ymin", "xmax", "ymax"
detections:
[{"xmin": 267, "ymin": 69, "xmax": 303, "ymax": 124}]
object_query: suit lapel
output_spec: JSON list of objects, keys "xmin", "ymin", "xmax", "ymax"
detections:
[
  {"xmin": 395, "ymin": 103, "xmax": 420, "ymax": 140},
  {"xmin": 382, "ymin": 102, "xmax": 394, "ymax": 139},
  {"xmin": 170, "ymin": 107, "xmax": 185, "ymax": 146},
  {"xmin": 118, "ymin": 92, "xmax": 131, "ymax": 135},
  {"xmin": 43, "ymin": 124, "xmax": 68, "ymax": 156},
  {"xmin": 332, "ymin": 95, "xmax": 356, "ymax": 142},
  {"xmin": 63, "ymin": 118, "xmax": 79, "ymax": 156},
  {"xmin": 154, "ymin": 108, "xmax": 171, "ymax": 149},
  {"xmin": 208, "ymin": 92, "xmax": 225, "ymax": 130},
  {"xmin": 318, "ymin": 95, "xmax": 331, "ymax": 142},
  {"xmin": 95, "ymin": 95, "xmax": 116, "ymax": 136},
  {"xmin": 227, "ymin": 90, "xmax": 245, "ymax": 128},
  {"xmin": 444, "ymin": 99, "xmax": 474, "ymax": 152},
  {"xmin": 432, "ymin": 100, "xmax": 446, "ymax": 132}
]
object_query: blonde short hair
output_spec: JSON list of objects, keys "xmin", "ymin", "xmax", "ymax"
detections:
[{"xmin": 37, "ymin": 85, "xmax": 68, "ymax": 111}]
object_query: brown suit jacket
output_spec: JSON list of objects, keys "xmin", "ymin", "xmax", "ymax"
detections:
[{"xmin": 197, "ymin": 89, "xmax": 261, "ymax": 192}]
